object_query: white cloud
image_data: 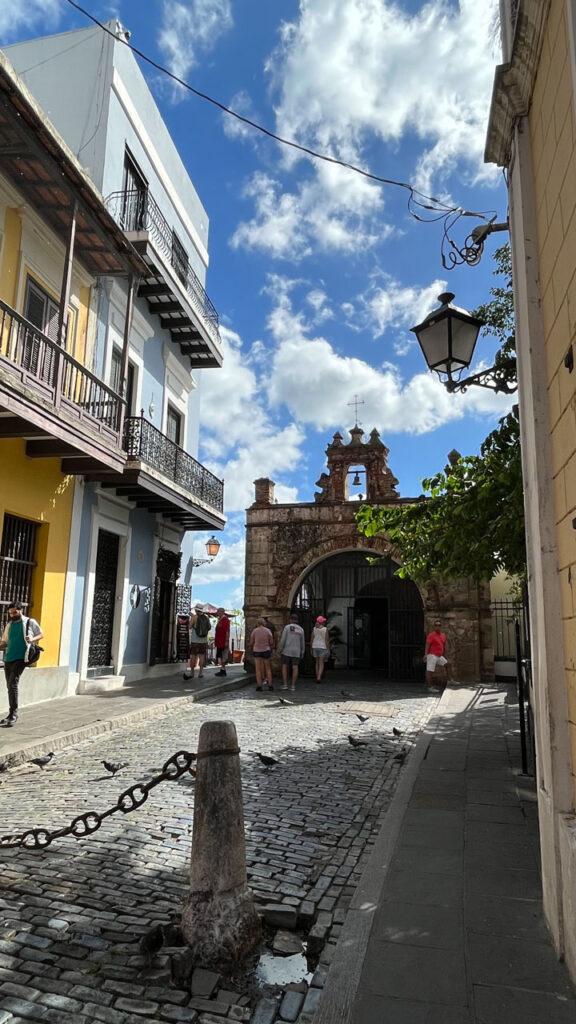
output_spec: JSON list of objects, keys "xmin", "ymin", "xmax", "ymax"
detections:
[
  {"xmin": 264, "ymin": 279, "xmax": 512, "ymax": 441},
  {"xmin": 232, "ymin": 0, "xmax": 500, "ymax": 257},
  {"xmin": 158, "ymin": 0, "xmax": 232, "ymax": 85},
  {"xmin": 197, "ymin": 326, "xmax": 305, "ymax": 511},
  {"xmin": 230, "ymin": 162, "xmax": 386, "ymax": 260},
  {"xmin": 0, "ymin": 0, "xmax": 61, "ymax": 37},
  {"xmin": 354, "ymin": 274, "xmax": 448, "ymax": 338}
]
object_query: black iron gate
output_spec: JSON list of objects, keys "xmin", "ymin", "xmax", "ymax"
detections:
[
  {"xmin": 293, "ymin": 550, "xmax": 424, "ymax": 680},
  {"xmin": 149, "ymin": 547, "xmax": 182, "ymax": 665},
  {"xmin": 88, "ymin": 530, "xmax": 119, "ymax": 670}
]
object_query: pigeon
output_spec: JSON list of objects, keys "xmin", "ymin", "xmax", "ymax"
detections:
[
  {"xmin": 392, "ymin": 727, "xmax": 403, "ymax": 738},
  {"xmin": 279, "ymin": 697, "xmax": 294, "ymax": 706},
  {"xmin": 102, "ymin": 760, "xmax": 129, "ymax": 776},
  {"xmin": 139, "ymin": 923, "xmax": 164, "ymax": 966},
  {"xmin": 163, "ymin": 915, "xmax": 185, "ymax": 948},
  {"xmin": 356, "ymin": 714, "xmax": 370, "ymax": 723},
  {"xmin": 348, "ymin": 735, "xmax": 367, "ymax": 748},
  {"xmin": 341, "ymin": 690, "xmax": 355, "ymax": 699},
  {"xmin": 30, "ymin": 752, "xmax": 55, "ymax": 770},
  {"xmin": 394, "ymin": 752, "xmax": 407, "ymax": 763},
  {"xmin": 255, "ymin": 752, "xmax": 278, "ymax": 768}
]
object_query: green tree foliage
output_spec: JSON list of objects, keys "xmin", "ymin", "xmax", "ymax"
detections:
[{"xmin": 356, "ymin": 245, "xmax": 526, "ymax": 582}]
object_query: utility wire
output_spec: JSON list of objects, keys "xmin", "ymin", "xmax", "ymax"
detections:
[
  {"xmin": 64, "ymin": 0, "xmax": 459, "ymax": 212},
  {"xmin": 63, "ymin": 0, "xmax": 501, "ymax": 265}
]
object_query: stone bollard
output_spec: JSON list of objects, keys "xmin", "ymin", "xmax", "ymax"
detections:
[{"xmin": 181, "ymin": 720, "xmax": 261, "ymax": 970}]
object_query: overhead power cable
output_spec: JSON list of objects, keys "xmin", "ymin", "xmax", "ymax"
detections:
[{"xmin": 62, "ymin": 0, "xmax": 502, "ymax": 268}]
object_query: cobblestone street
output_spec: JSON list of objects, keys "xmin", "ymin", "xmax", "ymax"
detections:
[{"xmin": 0, "ymin": 678, "xmax": 436, "ymax": 1024}]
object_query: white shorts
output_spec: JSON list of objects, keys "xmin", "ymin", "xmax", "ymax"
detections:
[{"xmin": 426, "ymin": 654, "xmax": 447, "ymax": 672}]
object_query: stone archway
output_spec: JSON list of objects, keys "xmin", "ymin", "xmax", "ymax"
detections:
[
  {"xmin": 244, "ymin": 428, "xmax": 494, "ymax": 683},
  {"xmin": 291, "ymin": 549, "xmax": 425, "ymax": 680}
]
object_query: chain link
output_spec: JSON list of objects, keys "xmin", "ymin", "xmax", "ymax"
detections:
[{"xmin": 0, "ymin": 749, "xmax": 198, "ymax": 850}]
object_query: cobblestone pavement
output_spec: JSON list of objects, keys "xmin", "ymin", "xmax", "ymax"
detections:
[{"xmin": 0, "ymin": 678, "xmax": 437, "ymax": 1024}]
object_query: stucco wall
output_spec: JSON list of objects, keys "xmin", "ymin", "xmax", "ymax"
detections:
[{"xmin": 530, "ymin": 0, "xmax": 576, "ymax": 803}]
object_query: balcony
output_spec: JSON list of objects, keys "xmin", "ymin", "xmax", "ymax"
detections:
[
  {"xmin": 106, "ymin": 189, "xmax": 222, "ymax": 368},
  {"xmin": 71, "ymin": 414, "xmax": 225, "ymax": 531},
  {"xmin": 0, "ymin": 298, "xmax": 125, "ymax": 471}
]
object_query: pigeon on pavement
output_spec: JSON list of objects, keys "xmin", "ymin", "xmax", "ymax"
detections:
[
  {"xmin": 30, "ymin": 752, "xmax": 55, "ymax": 770},
  {"xmin": 356, "ymin": 714, "xmax": 370, "ymax": 723},
  {"xmin": 139, "ymin": 923, "xmax": 164, "ymax": 966},
  {"xmin": 392, "ymin": 727, "xmax": 403, "ymax": 738},
  {"xmin": 279, "ymin": 697, "xmax": 294, "ymax": 706},
  {"xmin": 341, "ymin": 690, "xmax": 355, "ymax": 698},
  {"xmin": 348, "ymin": 735, "xmax": 368, "ymax": 748},
  {"xmin": 394, "ymin": 751, "xmax": 407, "ymax": 762},
  {"xmin": 102, "ymin": 760, "xmax": 129, "ymax": 776},
  {"xmin": 255, "ymin": 752, "xmax": 279, "ymax": 767}
]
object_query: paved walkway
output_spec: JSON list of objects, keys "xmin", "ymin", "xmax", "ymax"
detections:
[
  {"xmin": 1, "ymin": 674, "xmax": 575, "ymax": 1023},
  {"xmin": 315, "ymin": 684, "xmax": 576, "ymax": 1024},
  {"xmin": 0, "ymin": 664, "xmax": 250, "ymax": 764}
]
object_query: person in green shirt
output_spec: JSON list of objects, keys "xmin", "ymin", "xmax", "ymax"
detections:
[{"xmin": 0, "ymin": 601, "xmax": 43, "ymax": 727}]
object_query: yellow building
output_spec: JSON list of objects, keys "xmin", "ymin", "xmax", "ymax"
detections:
[
  {"xmin": 0, "ymin": 52, "xmax": 143, "ymax": 707},
  {"xmin": 486, "ymin": 0, "xmax": 576, "ymax": 981}
]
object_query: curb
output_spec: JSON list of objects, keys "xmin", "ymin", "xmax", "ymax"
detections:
[
  {"xmin": 0, "ymin": 675, "xmax": 252, "ymax": 769},
  {"xmin": 312, "ymin": 687, "xmax": 451, "ymax": 1024}
]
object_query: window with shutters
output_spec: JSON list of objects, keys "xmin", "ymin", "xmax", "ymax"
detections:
[
  {"xmin": 0, "ymin": 514, "xmax": 39, "ymax": 623},
  {"xmin": 110, "ymin": 347, "xmax": 135, "ymax": 414},
  {"xmin": 166, "ymin": 404, "xmax": 182, "ymax": 446}
]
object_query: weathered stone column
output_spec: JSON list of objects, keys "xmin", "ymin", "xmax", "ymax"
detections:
[{"xmin": 181, "ymin": 721, "xmax": 261, "ymax": 969}]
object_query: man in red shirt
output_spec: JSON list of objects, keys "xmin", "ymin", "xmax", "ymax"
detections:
[
  {"xmin": 214, "ymin": 607, "xmax": 230, "ymax": 677},
  {"xmin": 424, "ymin": 619, "xmax": 453, "ymax": 693}
]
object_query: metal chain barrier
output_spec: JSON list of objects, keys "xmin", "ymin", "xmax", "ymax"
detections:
[{"xmin": 0, "ymin": 746, "xmax": 239, "ymax": 851}]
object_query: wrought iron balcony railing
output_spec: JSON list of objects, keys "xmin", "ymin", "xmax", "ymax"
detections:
[
  {"xmin": 123, "ymin": 414, "xmax": 224, "ymax": 513},
  {"xmin": 106, "ymin": 189, "xmax": 220, "ymax": 341},
  {"xmin": 0, "ymin": 298, "xmax": 122, "ymax": 436}
]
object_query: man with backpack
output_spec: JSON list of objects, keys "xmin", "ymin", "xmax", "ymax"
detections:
[
  {"xmin": 0, "ymin": 600, "xmax": 44, "ymax": 727},
  {"xmin": 183, "ymin": 603, "xmax": 211, "ymax": 681}
]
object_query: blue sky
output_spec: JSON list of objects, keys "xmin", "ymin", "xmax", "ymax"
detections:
[{"xmin": 3, "ymin": 0, "xmax": 510, "ymax": 613}]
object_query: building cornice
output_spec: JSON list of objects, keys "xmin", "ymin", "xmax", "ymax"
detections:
[{"xmin": 485, "ymin": 0, "xmax": 551, "ymax": 166}]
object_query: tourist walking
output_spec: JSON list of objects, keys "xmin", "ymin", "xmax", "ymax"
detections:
[
  {"xmin": 278, "ymin": 614, "xmax": 305, "ymax": 692},
  {"xmin": 249, "ymin": 618, "xmax": 274, "ymax": 691},
  {"xmin": 0, "ymin": 601, "xmax": 44, "ymax": 727},
  {"xmin": 311, "ymin": 615, "xmax": 330, "ymax": 682},
  {"xmin": 214, "ymin": 607, "xmax": 230, "ymax": 677},
  {"xmin": 424, "ymin": 619, "xmax": 453, "ymax": 693},
  {"xmin": 183, "ymin": 603, "xmax": 211, "ymax": 680}
]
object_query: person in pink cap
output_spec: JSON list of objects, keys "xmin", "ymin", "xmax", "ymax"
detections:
[{"xmin": 311, "ymin": 615, "xmax": 330, "ymax": 683}]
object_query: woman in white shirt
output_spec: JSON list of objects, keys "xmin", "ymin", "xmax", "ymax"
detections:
[{"xmin": 311, "ymin": 615, "xmax": 330, "ymax": 683}]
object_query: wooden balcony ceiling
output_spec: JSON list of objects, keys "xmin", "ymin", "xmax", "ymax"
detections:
[
  {"xmin": 135, "ymin": 251, "xmax": 222, "ymax": 369},
  {"xmin": 64, "ymin": 464, "xmax": 226, "ymax": 531},
  {"xmin": 0, "ymin": 59, "xmax": 145, "ymax": 278}
]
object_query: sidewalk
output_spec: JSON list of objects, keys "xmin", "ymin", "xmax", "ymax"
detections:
[
  {"xmin": 314, "ymin": 682, "xmax": 576, "ymax": 1024},
  {"xmin": 0, "ymin": 663, "xmax": 250, "ymax": 765}
]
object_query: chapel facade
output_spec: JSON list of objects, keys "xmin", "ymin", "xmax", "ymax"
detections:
[{"xmin": 244, "ymin": 427, "xmax": 494, "ymax": 682}]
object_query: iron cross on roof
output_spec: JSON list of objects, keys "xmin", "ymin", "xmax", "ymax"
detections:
[{"xmin": 347, "ymin": 394, "xmax": 365, "ymax": 425}]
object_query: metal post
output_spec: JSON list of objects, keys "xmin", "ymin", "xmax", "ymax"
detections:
[
  {"xmin": 515, "ymin": 618, "xmax": 528, "ymax": 774},
  {"xmin": 55, "ymin": 197, "xmax": 78, "ymax": 407},
  {"xmin": 118, "ymin": 275, "xmax": 136, "ymax": 434}
]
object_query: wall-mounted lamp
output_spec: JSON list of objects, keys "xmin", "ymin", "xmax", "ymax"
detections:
[
  {"xmin": 191, "ymin": 535, "xmax": 221, "ymax": 568},
  {"xmin": 411, "ymin": 293, "xmax": 517, "ymax": 394},
  {"xmin": 564, "ymin": 345, "xmax": 574, "ymax": 374},
  {"xmin": 148, "ymin": 395, "xmax": 155, "ymax": 419}
]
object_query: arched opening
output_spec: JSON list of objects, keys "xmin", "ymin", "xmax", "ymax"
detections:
[{"xmin": 293, "ymin": 549, "xmax": 424, "ymax": 680}]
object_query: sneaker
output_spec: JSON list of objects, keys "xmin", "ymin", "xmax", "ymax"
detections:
[
  {"xmin": 215, "ymin": 670, "xmax": 227, "ymax": 677},
  {"xmin": 290, "ymin": 685, "xmax": 296, "ymax": 692},
  {"xmin": 255, "ymin": 686, "xmax": 262, "ymax": 691},
  {"xmin": 281, "ymin": 685, "xmax": 288, "ymax": 691},
  {"xmin": 1, "ymin": 713, "xmax": 17, "ymax": 727},
  {"xmin": 183, "ymin": 672, "xmax": 193, "ymax": 681},
  {"xmin": 267, "ymin": 684, "xmax": 274, "ymax": 691}
]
